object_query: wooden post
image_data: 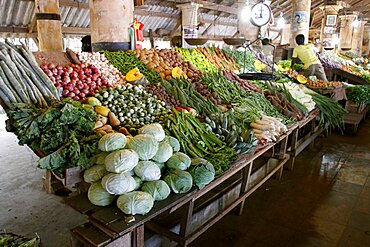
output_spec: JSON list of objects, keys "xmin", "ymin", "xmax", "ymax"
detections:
[
  {"xmin": 89, "ymin": 0, "xmax": 134, "ymax": 51},
  {"xmin": 290, "ymin": 0, "xmax": 312, "ymax": 46},
  {"xmin": 338, "ymin": 15, "xmax": 357, "ymax": 50},
  {"xmin": 35, "ymin": 0, "xmax": 63, "ymax": 51},
  {"xmin": 176, "ymin": 3, "xmax": 202, "ymax": 48},
  {"xmin": 352, "ymin": 21, "xmax": 366, "ymax": 55}
]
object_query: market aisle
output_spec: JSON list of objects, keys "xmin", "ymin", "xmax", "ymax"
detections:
[
  {"xmin": 191, "ymin": 121, "xmax": 370, "ymax": 247},
  {"xmin": 0, "ymin": 113, "xmax": 86, "ymax": 246}
]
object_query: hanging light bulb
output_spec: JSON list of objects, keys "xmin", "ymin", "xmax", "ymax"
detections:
[
  {"xmin": 353, "ymin": 17, "xmax": 360, "ymax": 28},
  {"xmin": 240, "ymin": 0, "xmax": 251, "ymax": 23},
  {"xmin": 277, "ymin": 12, "xmax": 285, "ymax": 29}
]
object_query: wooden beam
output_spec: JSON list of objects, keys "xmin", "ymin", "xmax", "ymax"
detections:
[
  {"xmin": 165, "ymin": 0, "xmax": 237, "ymax": 15},
  {"xmin": 61, "ymin": 27, "xmax": 90, "ymax": 35},
  {"xmin": 169, "ymin": 17, "xmax": 182, "ymax": 37},
  {"xmin": 59, "ymin": 0, "xmax": 89, "ymax": 9},
  {"xmin": 135, "ymin": 9, "xmax": 177, "ymax": 18}
]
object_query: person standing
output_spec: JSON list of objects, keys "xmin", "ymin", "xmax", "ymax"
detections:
[{"xmin": 291, "ymin": 34, "xmax": 328, "ymax": 81}]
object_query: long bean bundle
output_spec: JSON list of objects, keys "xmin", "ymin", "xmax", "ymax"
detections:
[{"xmin": 0, "ymin": 40, "xmax": 59, "ymax": 108}]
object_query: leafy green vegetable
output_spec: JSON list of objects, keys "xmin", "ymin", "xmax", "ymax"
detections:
[
  {"xmin": 88, "ymin": 182, "xmax": 116, "ymax": 206},
  {"xmin": 116, "ymin": 191, "xmax": 154, "ymax": 215},
  {"xmin": 101, "ymin": 173, "xmax": 137, "ymax": 195},
  {"xmin": 138, "ymin": 123, "xmax": 166, "ymax": 142},
  {"xmin": 134, "ymin": 161, "xmax": 161, "ymax": 181},
  {"xmin": 188, "ymin": 158, "xmax": 215, "ymax": 189},
  {"xmin": 166, "ymin": 152, "xmax": 191, "ymax": 171},
  {"xmin": 127, "ymin": 134, "xmax": 159, "ymax": 161},
  {"xmin": 346, "ymin": 85, "xmax": 370, "ymax": 105},
  {"xmin": 7, "ymin": 99, "xmax": 99, "ymax": 171},
  {"xmin": 141, "ymin": 180, "xmax": 171, "ymax": 201},
  {"xmin": 98, "ymin": 133, "xmax": 127, "ymax": 152},
  {"xmin": 105, "ymin": 149, "xmax": 139, "ymax": 173},
  {"xmin": 83, "ymin": 164, "xmax": 109, "ymax": 183},
  {"xmin": 164, "ymin": 169, "xmax": 193, "ymax": 194},
  {"xmin": 152, "ymin": 142, "xmax": 173, "ymax": 163}
]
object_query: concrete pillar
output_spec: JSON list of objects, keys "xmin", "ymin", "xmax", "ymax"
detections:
[
  {"xmin": 89, "ymin": 0, "xmax": 133, "ymax": 52},
  {"xmin": 237, "ymin": 0, "xmax": 259, "ymax": 41},
  {"xmin": 177, "ymin": 3, "xmax": 202, "ymax": 47},
  {"xmin": 362, "ymin": 25, "xmax": 370, "ymax": 55},
  {"xmin": 338, "ymin": 15, "xmax": 356, "ymax": 50},
  {"xmin": 35, "ymin": 0, "xmax": 63, "ymax": 51},
  {"xmin": 290, "ymin": 0, "xmax": 311, "ymax": 46},
  {"xmin": 352, "ymin": 21, "xmax": 366, "ymax": 55},
  {"xmin": 319, "ymin": 5, "xmax": 342, "ymax": 50}
]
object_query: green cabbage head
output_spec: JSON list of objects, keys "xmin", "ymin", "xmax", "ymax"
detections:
[
  {"xmin": 105, "ymin": 149, "xmax": 139, "ymax": 173},
  {"xmin": 164, "ymin": 169, "xmax": 193, "ymax": 194},
  {"xmin": 84, "ymin": 164, "xmax": 109, "ymax": 183},
  {"xmin": 98, "ymin": 133, "xmax": 127, "ymax": 152},
  {"xmin": 117, "ymin": 191, "xmax": 154, "ymax": 215},
  {"xmin": 188, "ymin": 158, "xmax": 215, "ymax": 189},
  {"xmin": 141, "ymin": 180, "xmax": 171, "ymax": 201},
  {"xmin": 126, "ymin": 134, "xmax": 159, "ymax": 160},
  {"xmin": 166, "ymin": 152, "xmax": 191, "ymax": 170},
  {"xmin": 134, "ymin": 161, "xmax": 161, "ymax": 181},
  {"xmin": 152, "ymin": 142, "xmax": 173, "ymax": 163},
  {"xmin": 88, "ymin": 182, "xmax": 115, "ymax": 206},
  {"xmin": 138, "ymin": 123, "xmax": 166, "ymax": 142},
  {"xmin": 162, "ymin": 136, "xmax": 180, "ymax": 152},
  {"xmin": 101, "ymin": 173, "xmax": 137, "ymax": 195}
]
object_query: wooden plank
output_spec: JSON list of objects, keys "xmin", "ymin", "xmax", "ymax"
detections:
[
  {"xmin": 71, "ymin": 223, "xmax": 112, "ymax": 247},
  {"xmin": 146, "ymin": 222, "xmax": 183, "ymax": 242},
  {"xmin": 294, "ymin": 127, "xmax": 325, "ymax": 156},
  {"xmin": 184, "ymin": 155, "xmax": 290, "ymax": 245},
  {"xmin": 65, "ymin": 193, "xmax": 98, "ymax": 215},
  {"xmin": 36, "ymin": 19, "xmax": 63, "ymax": 51},
  {"xmin": 133, "ymin": 225, "xmax": 145, "ymax": 247}
]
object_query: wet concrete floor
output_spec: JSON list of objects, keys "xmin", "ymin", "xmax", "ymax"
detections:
[
  {"xmin": 0, "ymin": 114, "xmax": 370, "ymax": 246},
  {"xmin": 191, "ymin": 121, "xmax": 370, "ymax": 247}
]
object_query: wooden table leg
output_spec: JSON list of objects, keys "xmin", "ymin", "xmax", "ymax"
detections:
[
  {"xmin": 235, "ymin": 163, "xmax": 252, "ymax": 216},
  {"xmin": 132, "ymin": 225, "xmax": 145, "ymax": 247},
  {"xmin": 178, "ymin": 199, "xmax": 195, "ymax": 246},
  {"xmin": 287, "ymin": 128, "xmax": 298, "ymax": 170}
]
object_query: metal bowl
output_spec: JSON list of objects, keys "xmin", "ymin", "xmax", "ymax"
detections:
[
  {"xmin": 223, "ymin": 38, "xmax": 246, "ymax": 46},
  {"xmin": 185, "ymin": 38, "xmax": 208, "ymax": 46}
]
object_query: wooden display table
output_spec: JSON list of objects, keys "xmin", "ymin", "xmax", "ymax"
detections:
[
  {"xmin": 66, "ymin": 111, "xmax": 324, "ymax": 247},
  {"xmin": 332, "ymin": 68, "xmax": 369, "ymax": 85}
]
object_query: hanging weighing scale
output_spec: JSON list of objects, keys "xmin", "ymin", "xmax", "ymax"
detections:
[{"xmin": 239, "ymin": 0, "xmax": 276, "ymax": 81}]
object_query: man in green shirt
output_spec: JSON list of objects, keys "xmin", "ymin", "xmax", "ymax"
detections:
[{"xmin": 291, "ymin": 34, "xmax": 328, "ymax": 81}]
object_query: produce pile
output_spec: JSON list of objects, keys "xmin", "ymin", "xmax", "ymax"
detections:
[
  {"xmin": 95, "ymin": 84, "xmax": 171, "ymax": 129},
  {"xmin": 41, "ymin": 63, "xmax": 110, "ymax": 101},
  {"xmin": 162, "ymin": 77, "xmax": 220, "ymax": 116},
  {"xmin": 195, "ymin": 47, "xmax": 238, "ymax": 71},
  {"xmin": 280, "ymin": 82, "xmax": 316, "ymax": 112},
  {"xmin": 144, "ymin": 83, "xmax": 180, "ymax": 107},
  {"xmin": 318, "ymin": 52, "xmax": 342, "ymax": 69},
  {"xmin": 250, "ymin": 116, "xmax": 288, "ymax": 144},
  {"xmin": 85, "ymin": 124, "xmax": 216, "ymax": 215},
  {"xmin": 165, "ymin": 110, "xmax": 237, "ymax": 175},
  {"xmin": 224, "ymin": 49, "xmax": 257, "ymax": 73},
  {"xmin": 130, "ymin": 49, "xmax": 173, "ymax": 81},
  {"xmin": 7, "ymin": 99, "xmax": 99, "ymax": 171},
  {"xmin": 155, "ymin": 49, "xmax": 201, "ymax": 80},
  {"xmin": 104, "ymin": 51, "xmax": 161, "ymax": 83},
  {"xmin": 346, "ymin": 85, "xmax": 370, "ymax": 105},
  {"xmin": 0, "ymin": 232, "xmax": 40, "ymax": 247},
  {"xmin": 223, "ymin": 70, "xmax": 262, "ymax": 93},
  {"xmin": 77, "ymin": 51, "xmax": 124, "ymax": 85},
  {"xmin": 175, "ymin": 48, "xmax": 218, "ymax": 73},
  {"xmin": 0, "ymin": 41, "xmax": 59, "ymax": 108}
]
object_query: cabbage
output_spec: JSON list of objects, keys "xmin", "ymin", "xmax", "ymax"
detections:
[
  {"xmin": 154, "ymin": 162, "xmax": 165, "ymax": 170},
  {"xmin": 105, "ymin": 149, "xmax": 139, "ymax": 173},
  {"xmin": 101, "ymin": 173, "xmax": 137, "ymax": 195},
  {"xmin": 126, "ymin": 134, "xmax": 159, "ymax": 160},
  {"xmin": 164, "ymin": 169, "xmax": 193, "ymax": 194},
  {"xmin": 134, "ymin": 161, "xmax": 161, "ymax": 181},
  {"xmin": 166, "ymin": 152, "xmax": 191, "ymax": 170},
  {"xmin": 133, "ymin": 176, "xmax": 142, "ymax": 190},
  {"xmin": 88, "ymin": 182, "xmax": 115, "ymax": 206},
  {"xmin": 98, "ymin": 133, "xmax": 127, "ymax": 152},
  {"xmin": 141, "ymin": 180, "xmax": 171, "ymax": 201},
  {"xmin": 116, "ymin": 191, "xmax": 154, "ymax": 215},
  {"xmin": 84, "ymin": 164, "xmax": 109, "ymax": 183},
  {"xmin": 152, "ymin": 142, "xmax": 173, "ymax": 163},
  {"xmin": 162, "ymin": 136, "xmax": 180, "ymax": 152},
  {"xmin": 188, "ymin": 158, "xmax": 215, "ymax": 189},
  {"xmin": 95, "ymin": 152, "xmax": 108, "ymax": 165},
  {"xmin": 138, "ymin": 123, "xmax": 165, "ymax": 142}
]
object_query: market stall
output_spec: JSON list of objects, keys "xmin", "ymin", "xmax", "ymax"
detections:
[{"xmin": 0, "ymin": 36, "xmax": 350, "ymax": 247}]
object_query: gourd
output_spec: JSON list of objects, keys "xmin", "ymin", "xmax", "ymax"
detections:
[{"xmin": 126, "ymin": 68, "xmax": 143, "ymax": 81}]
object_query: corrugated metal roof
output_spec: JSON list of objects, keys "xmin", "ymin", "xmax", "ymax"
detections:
[{"xmin": 0, "ymin": 0, "xmax": 238, "ymax": 37}]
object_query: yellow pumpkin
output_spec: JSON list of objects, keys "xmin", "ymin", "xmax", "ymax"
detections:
[
  {"xmin": 95, "ymin": 106, "xmax": 110, "ymax": 117},
  {"xmin": 126, "ymin": 68, "xmax": 143, "ymax": 82},
  {"xmin": 278, "ymin": 64, "xmax": 289, "ymax": 72},
  {"xmin": 296, "ymin": 74, "xmax": 307, "ymax": 84},
  {"xmin": 171, "ymin": 66, "xmax": 187, "ymax": 79}
]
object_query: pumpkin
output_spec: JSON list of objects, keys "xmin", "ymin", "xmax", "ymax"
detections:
[
  {"xmin": 95, "ymin": 105, "xmax": 110, "ymax": 117},
  {"xmin": 171, "ymin": 66, "xmax": 187, "ymax": 79},
  {"xmin": 296, "ymin": 75, "xmax": 307, "ymax": 84},
  {"xmin": 277, "ymin": 64, "xmax": 289, "ymax": 72},
  {"xmin": 126, "ymin": 68, "xmax": 143, "ymax": 82},
  {"xmin": 254, "ymin": 60, "xmax": 266, "ymax": 71}
]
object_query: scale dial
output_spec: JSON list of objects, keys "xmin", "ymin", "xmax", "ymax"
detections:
[{"xmin": 250, "ymin": 2, "xmax": 272, "ymax": 27}]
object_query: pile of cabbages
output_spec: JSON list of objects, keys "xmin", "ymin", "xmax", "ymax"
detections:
[{"xmin": 84, "ymin": 123, "xmax": 216, "ymax": 216}]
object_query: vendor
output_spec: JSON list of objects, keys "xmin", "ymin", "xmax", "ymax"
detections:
[{"xmin": 291, "ymin": 34, "xmax": 328, "ymax": 81}]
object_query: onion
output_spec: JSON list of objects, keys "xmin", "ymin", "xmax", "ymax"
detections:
[{"xmin": 68, "ymin": 92, "xmax": 75, "ymax": 98}]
